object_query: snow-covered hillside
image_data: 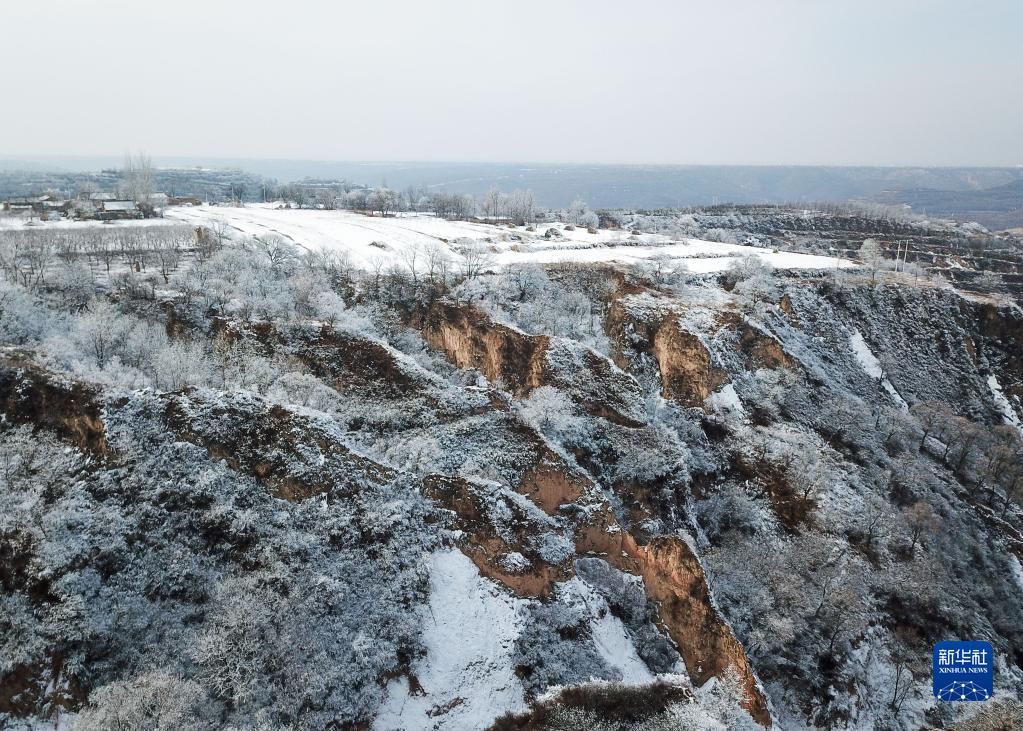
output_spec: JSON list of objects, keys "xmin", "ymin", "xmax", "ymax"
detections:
[{"xmin": 1, "ymin": 202, "xmax": 1021, "ymax": 731}]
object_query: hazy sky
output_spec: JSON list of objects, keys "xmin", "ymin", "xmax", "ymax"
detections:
[{"xmin": 3, "ymin": 0, "xmax": 1020, "ymax": 166}]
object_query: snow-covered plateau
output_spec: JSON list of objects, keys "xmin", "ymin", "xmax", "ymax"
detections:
[{"xmin": 163, "ymin": 203, "xmax": 857, "ymax": 272}]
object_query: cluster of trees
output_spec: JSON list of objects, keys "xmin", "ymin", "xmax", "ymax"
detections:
[
  {"xmin": 564, "ymin": 199, "xmax": 599, "ymax": 230},
  {"xmin": 912, "ymin": 401, "xmax": 1023, "ymax": 512},
  {"xmin": 469, "ymin": 262, "xmax": 615, "ymax": 352},
  {"xmin": 0, "ymin": 225, "xmax": 197, "ymax": 287},
  {"xmin": 0, "ymin": 389, "xmax": 436, "ymax": 729},
  {"xmin": 270, "ymin": 181, "xmax": 542, "ymax": 224}
]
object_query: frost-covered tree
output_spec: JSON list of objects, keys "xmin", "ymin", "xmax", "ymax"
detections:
[
  {"xmin": 860, "ymin": 238, "xmax": 884, "ymax": 283},
  {"xmin": 78, "ymin": 672, "xmax": 213, "ymax": 731},
  {"xmin": 519, "ymin": 386, "xmax": 589, "ymax": 445},
  {"xmin": 458, "ymin": 240, "xmax": 496, "ymax": 281},
  {"xmin": 73, "ymin": 300, "xmax": 132, "ymax": 368},
  {"xmin": 153, "ymin": 340, "xmax": 212, "ymax": 391}
]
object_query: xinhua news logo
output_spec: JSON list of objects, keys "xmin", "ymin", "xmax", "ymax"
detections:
[{"xmin": 932, "ymin": 640, "xmax": 994, "ymax": 702}]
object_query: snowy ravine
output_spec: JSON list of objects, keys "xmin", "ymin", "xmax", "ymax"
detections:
[
  {"xmin": 849, "ymin": 330, "xmax": 908, "ymax": 409},
  {"xmin": 374, "ymin": 550, "xmax": 528, "ymax": 730}
]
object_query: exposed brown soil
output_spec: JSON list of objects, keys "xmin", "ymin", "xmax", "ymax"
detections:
[
  {"xmin": 417, "ymin": 303, "xmax": 548, "ymax": 394},
  {"xmin": 606, "ymin": 302, "xmax": 728, "ymax": 407},
  {"xmin": 738, "ymin": 323, "xmax": 797, "ymax": 371},
  {"xmin": 652, "ymin": 319, "xmax": 728, "ymax": 406},
  {"xmin": 0, "ymin": 352, "xmax": 109, "ymax": 455},
  {"xmin": 423, "ymin": 474, "xmax": 569, "ymax": 597}
]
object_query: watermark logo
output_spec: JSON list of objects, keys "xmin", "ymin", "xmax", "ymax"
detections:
[{"xmin": 933, "ymin": 640, "xmax": 993, "ymax": 701}]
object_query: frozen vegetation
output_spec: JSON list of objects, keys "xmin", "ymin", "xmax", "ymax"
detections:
[{"xmin": 0, "ymin": 201, "xmax": 1021, "ymax": 730}]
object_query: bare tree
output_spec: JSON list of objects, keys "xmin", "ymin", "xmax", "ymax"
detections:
[
  {"xmin": 910, "ymin": 400, "xmax": 951, "ymax": 450},
  {"xmin": 153, "ymin": 235, "xmax": 184, "ymax": 283},
  {"xmin": 859, "ymin": 238, "xmax": 884, "ymax": 283},
  {"xmin": 904, "ymin": 501, "xmax": 935, "ymax": 554},
  {"xmin": 458, "ymin": 241, "xmax": 495, "ymax": 281},
  {"xmin": 251, "ymin": 236, "xmax": 296, "ymax": 272}
]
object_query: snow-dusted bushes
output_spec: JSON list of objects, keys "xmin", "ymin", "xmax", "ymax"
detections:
[
  {"xmin": 0, "ymin": 390, "xmax": 438, "ymax": 729},
  {"xmin": 77, "ymin": 672, "xmax": 212, "ymax": 731},
  {"xmin": 470, "ymin": 263, "xmax": 611, "ymax": 353},
  {"xmin": 0, "ymin": 279, "xmax": 51, "ymax": 344},
  {"xmin": 518, "ymin": 385, "xmax": 591, "ymax": 445}
]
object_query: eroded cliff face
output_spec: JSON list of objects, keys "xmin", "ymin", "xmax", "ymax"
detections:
[
  {"xmin": 0, "ymin": 297, "xmax": 780, "ymax": 727},
  {"xmin": 973, "ymin": 301, "xmax": 1023, "ymax": 405},
  {"xmin": 410, "ymin": 409, "xmax": 771, "ymax": 722},
  {"xmin": 418, "ymin": 302, "xmax": 646, "ymax": 426},
  {"xmin": 419, "ymin": 302, "xmax": 548, "ymax": 393},
  {"xmin": 159, "ymin": 390, "xmax": 395, "ymax": 502},
  {"xmin": 572, "ymin": 505, "xmax": 770, "ymax": 725},
  {"xmin": 651, "ymin": 319, "xmax": 728, "ymax": 406},
  {"xmin": 629, "ymin": 537, "xmax": 770, "ymax": 725},
  {"xmin": 606, "ymin": 298, "xmax": 729, "ymax": 407},
  {"xmin": 407, "ymin": 301, "xmax": 772, "ymax": 723}
]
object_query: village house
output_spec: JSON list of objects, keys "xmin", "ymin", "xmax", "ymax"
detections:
[{"xmin": 96, "ymin": 200, "xmax": 142, "ymax": 220}]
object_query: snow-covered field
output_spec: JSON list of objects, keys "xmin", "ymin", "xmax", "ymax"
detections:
[
  {"xmin": 0, "ymin": 215, "xmax": 182, "ymax": 232},
  {"xmin": 164, "ymin": 204, "xmax": 857, "ymax": 273}
]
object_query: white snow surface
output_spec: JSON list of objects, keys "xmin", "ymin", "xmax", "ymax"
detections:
[
  {"xmin": 374, "ymin": 549, "xmax": 527, "ymax": 731},
  {"xmin": 1008, "ymin": 555, "xmax": 1023, "ymax": 595},
  {"xmin": 164, "ymin": 204, "xmax": 858, "ymax": 272},
  {"xmin": 705, "ymin": 384, "xmax": 746, "ymax": 418},
  {"xmin": 987, "ymin": 374, "xmax": 1022, "ymax": 433},
  {"xmin": 564, "ymin": 579, "xmax": 657, "ymax": 685},
  {"xmin": 0, "ymin": 216, "xmax": 183, "ymax": 231},
  {"xmin": 849, "ymin": 330, "xmax": 908, "ymax": 409}
]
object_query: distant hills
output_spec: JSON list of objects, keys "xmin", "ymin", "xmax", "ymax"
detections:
[{"xmin": 873, "ymin": 177, "xmax": 1023, "ymax": 230}]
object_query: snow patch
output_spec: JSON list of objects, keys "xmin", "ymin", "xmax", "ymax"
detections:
[
  {"xmin": 705, "ymin": 384, "xmax": 745, "ymax": 418},
  {"xmin": 588, "ymin": 612, "xmax": 656, "ymax": 685},
  {"xmin": 374, "ymin": 549, "xmax": 527, "ymax": 731},
  {"xmin": 1008, "ymin": 554, "xmax": 1023, "ymax": 595},
  {"xmin": 987, "ymin": 374, "xmax": 1022, "ymax": 433},
  {"xmin": 557, "ymin": 578, "xmax": 656, "ymax": 686},
  {"xmin": 849, "ymin": 330, "xmax": 908, "ymax": 409}
]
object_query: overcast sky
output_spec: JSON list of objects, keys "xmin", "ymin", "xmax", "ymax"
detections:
[{"xmin": 3, "ymin": 0, "xmax": 1020, "ymax": 166}]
